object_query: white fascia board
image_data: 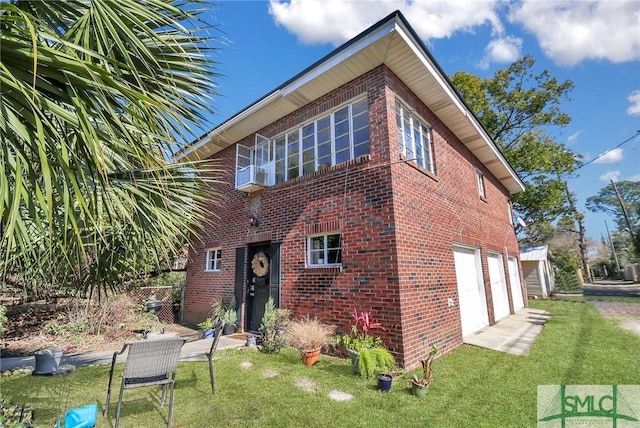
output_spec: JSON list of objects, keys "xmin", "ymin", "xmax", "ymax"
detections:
[{"xmin": 176, "ymin": 90, "xmax": 282, "ymax": 161}]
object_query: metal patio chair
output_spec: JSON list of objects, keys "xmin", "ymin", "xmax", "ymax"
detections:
[
  {"xmin": 104, "ymin": 337, "xmax": 186, "ymax": 428},
  {"xmin": 207, "ymin": 319, "xmax": 226, "ymax": 395}
]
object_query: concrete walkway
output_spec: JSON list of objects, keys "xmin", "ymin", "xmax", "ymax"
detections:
[
  {"xmin": 0, "ymin": 334, "xmax": 247, "ymax": 372},
  {"xmin": 464, "ymin": 308, "xmax": 551, "ymax": 355}
]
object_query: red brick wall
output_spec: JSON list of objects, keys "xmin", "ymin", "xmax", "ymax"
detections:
[{"xmin": 184, "ymin": 65, "xmax": 523, "ymax": 369}]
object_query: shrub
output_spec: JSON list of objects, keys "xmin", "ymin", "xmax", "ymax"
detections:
[{"xmin": 258, "ymin": 297, "xmax": 291, "ymax": 354}]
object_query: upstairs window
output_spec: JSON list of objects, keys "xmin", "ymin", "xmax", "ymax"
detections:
[
  {"xmin": 307, "ymin": 233, "xmax": 342, "ymax": 267},
  {"xmin": 396, "ymin": 100, "xmax": 434, "ymax": 173},
  {"xmin": 237, "ymin": 98, "xmax": 370, "ymax": 190},
  {"xmin": 205, "ymin": 248, "xmax": 221, "ymax": 272},
  {"xmin": 476, "ymin": 170, "xmax": 486, "ymax": 198}
]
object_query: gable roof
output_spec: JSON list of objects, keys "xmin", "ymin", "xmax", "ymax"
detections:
[{"xmin": 177, "ymin": 10, "xmax": 525, "ymax": 194}]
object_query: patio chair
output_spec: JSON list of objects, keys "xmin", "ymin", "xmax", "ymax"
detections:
[
  {"xmin": 207, "ymin": 319, "xmax": 226, "ymax": 395},
  {"xmin": 104, "ymin": 337, "xmax": 186, "ymax": 428}
]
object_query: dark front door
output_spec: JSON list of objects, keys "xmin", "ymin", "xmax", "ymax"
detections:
[{"xmin": 247, "ymin": 243, "xmax": 271, "ymax": 332}]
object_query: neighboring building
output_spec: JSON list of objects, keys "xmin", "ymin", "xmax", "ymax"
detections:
[
  {"xmin": 520, "ymin": 245, "xmax": 556, "ymax": 298},
  {"xmin": 178, "ymin": 11, "xmax": 526, "ymax": 369}
]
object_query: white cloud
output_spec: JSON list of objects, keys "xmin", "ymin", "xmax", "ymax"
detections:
[
  {"xmin": 627, "ymin": 174, "xmax": 640, "ymax": 182},
  {"xmin": 600, "ymin": 171, "xmax": 621, "ymax": 182},
  {"xmin": 268, "ymin": 0, "xmax": 504, "ymax": 46},
  {"xmin": 627, "ymin": 90, "xmax": 640, "ymax": 116},
  {"xmin": 567, "ymin": 130, "xmax": 581, "ymax": 145},
  {"xmin": 594, "ymin": 148, "xmax": 624, "ymax": 164},
  {"xmin": 509, "ymin": 1, "xmax": 640, "ymax": 66},
  {"xmin": 478, "ymin": 36, "xmax": 522, "ymax": 69}
]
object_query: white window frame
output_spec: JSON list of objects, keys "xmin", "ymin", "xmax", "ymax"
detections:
[
  {"xmin": 476, "ymin": 170, "xmax": 486, "ymax": 198},
  {"xmin": 507, "ymin": 201, "xmax": 514, "ymax": 225},
  {"xmin": 306, "ymin": 232, "xmax": 342, "ymax": 267},
  {"xmin": 205, "ymin": 248, "xmax": 222, "ymax": 272},
  {"xmin": 270, "ymin": 97, "xmax": 369, "ymax": 183},
  {"xmin": 396, "ymin": 99, "xmax": 434, "ymax": 173}
]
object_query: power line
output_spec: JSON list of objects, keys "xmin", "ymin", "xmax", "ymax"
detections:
[{"xmin": 578, "ymin": 129, "xmax": 640, "ymax": 169}]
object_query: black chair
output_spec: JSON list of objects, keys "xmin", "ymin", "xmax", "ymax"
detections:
[
  {"xmin": 207, "ymin": 319, "xmax": 226, "ymax": 395},
  {"xmin": 104, "ymin": 337, "xmax": 186, "ymax": 428}
]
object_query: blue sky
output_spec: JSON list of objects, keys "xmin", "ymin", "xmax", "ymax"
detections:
[{"xmin": 200, "ymin": 0, "xmax": 640, "ymax": 241}]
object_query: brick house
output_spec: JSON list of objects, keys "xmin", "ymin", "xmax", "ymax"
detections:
[{"xmin": 178, "ymin": 11, "xmax": 526, "ymax": 369}]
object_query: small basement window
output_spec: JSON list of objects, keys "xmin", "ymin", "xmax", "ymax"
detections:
[{"xmin": 307, "ymin": 233, "xmax": 342, "ymax": 267}]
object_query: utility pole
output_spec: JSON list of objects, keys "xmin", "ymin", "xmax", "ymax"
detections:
[
  {"xmin": 611, "ymin": 179, "xmax": 635, "ymax": 239},
  {"xmin": 605, "ymin": 220, "xmax": 621, "ymax": 279}
]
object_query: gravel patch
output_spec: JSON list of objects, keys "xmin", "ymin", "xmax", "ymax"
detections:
[{"xmin": 590, "ymin": 301, "xmax": 640, "ymax": 338}]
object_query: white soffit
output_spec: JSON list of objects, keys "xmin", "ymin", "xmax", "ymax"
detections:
[{"xmin": 178, "ymin": 12, "xmax": 524, "ymax": 194}]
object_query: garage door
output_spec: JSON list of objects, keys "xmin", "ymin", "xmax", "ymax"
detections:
[
  {"xmin": 507, "ymin": 257, "xmax": 524, "ymax": 311},
  {"xmin": 454, "ymin": 247, "xmax": 489, "ymax": 338},
  {"xmin": 488, "ymin": 253, "xmax": 510, "ymax": 321}
]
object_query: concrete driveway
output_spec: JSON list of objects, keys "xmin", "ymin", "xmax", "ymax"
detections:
[{"xmin": 464, "ymin": 308, "xmax": 551, "ymax": 355}]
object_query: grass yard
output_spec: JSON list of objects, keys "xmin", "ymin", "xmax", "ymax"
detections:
[{"xmin": 2, "ymin": 299, "xmax": 640, "ymax": 427}]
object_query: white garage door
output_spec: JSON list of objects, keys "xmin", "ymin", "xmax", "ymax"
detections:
[
  {"xmin": 508, "ymin": 256, "xmax": 525, "ymax": 311},
  {"xmin": 454, "ymin": 247, "xmax": 489, "ymax": 338},
  {"xmin": 488, "ymin": 253, "xmax": 510, "ymax": 321}
]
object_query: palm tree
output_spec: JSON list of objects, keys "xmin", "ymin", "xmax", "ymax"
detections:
[{"xmin": 0, "ymin": 0, "xmax": 220, "ymax": 298}]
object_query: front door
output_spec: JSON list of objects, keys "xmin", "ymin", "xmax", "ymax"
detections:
[{"xmin": 246, "ymin": 243, "xmax": 272, "ymax": 332}]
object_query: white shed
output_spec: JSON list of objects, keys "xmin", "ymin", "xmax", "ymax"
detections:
[{"xmin": 520, "ymin": 245, "xmax": 555, "ymax": 298}]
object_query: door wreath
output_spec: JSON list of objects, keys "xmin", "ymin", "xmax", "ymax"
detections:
[{"xmin": 251, "ymin": 251, "xmax": 269, "ymax": 277}]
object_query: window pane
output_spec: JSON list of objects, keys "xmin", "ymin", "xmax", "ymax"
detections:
[
  {"xmin": 353, "ymin": 140, "xmax": 370, "ymax": 158},
  {"xmin": 352, "ymin": 111, "xmax": 368, "ymax": 130},
  {"xmin": 275, "ymin": 136, "xmax": 286, "ymax": 184},
  {"xmin": 311, "ymin": 236, "xmax": 324, "ymax": 250},
  {"xmin": 328, "ymin": 249, "xmax": 341, "ymax": 264},
  {"xmin": 335, "ymin": 148, "xmax": 350, "ymax": 164},
  {"xmin": 335, "ymin": 106, "xmax": 348, "ymax": 123},
  {"xmin": 352, "ymin": 98, "xmax": 368, "ymax": 116}
]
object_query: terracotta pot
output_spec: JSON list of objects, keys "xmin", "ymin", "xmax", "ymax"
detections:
[{"xmin": 301, "ymin": 348, "xmax": 322, "ymax": 366}]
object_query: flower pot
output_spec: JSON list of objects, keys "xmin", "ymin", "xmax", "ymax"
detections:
[
  {"xmin": 223, "ymin": 324, "xmax": 235, "ymax": 335},
  {"xmin": 34, "ymin": 348, "xmax": 63, "ymax": 375},
  {"xmin": 377, "ymin": 374, "xmax": 392, "ymax": 392},
  {"xmin": 301, "ymin": 348, "xmax": 322, "ymax": 366},
  {"xmin": 203, "ymin": 329, "xmax": 215, "ymax": 339},
  {"xmin": 246, "ymin": 335, "xmax": 257, "ymax": 347},
  {"xmin": 411, "ymin": 381, "xmax": 429, "ymax": 398},
  {"xmin": 347, "ymin": 349, "xmax": 360, "ymax": 375}
]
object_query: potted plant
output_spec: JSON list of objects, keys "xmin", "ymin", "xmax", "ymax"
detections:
[
  {"xmin": 336, "ymin": 309, "xmax": 396, "ymax": 377},
  {"xmin": 284, "ymin": 316, "xmax": 335, "ymax": 366},
  {"xmin": 197, "ymin": 318, "xmax": 215, "ymax": 338},
  {"xmin": 411, "ymin": 344, "xmax": 438, "ymax": 397},
  {"xmin": 222, "ymin": 307, "xmax": 237, "ymax": 335}
]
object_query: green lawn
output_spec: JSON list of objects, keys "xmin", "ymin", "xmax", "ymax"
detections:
[{"xmin": 2, "ymin": 299, "xmax": 640, "ymax": 427}]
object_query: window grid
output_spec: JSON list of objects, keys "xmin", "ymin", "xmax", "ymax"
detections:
[
  {"xmin": 396, "ymin": 101, "xmax": 434, "ymax": 173},
  {"xmin": 205, "ymin": 248, "xmax": 221, "ymax": 272},
  {"xmin": 307, "ymin": 233, "xmax": 342, "ymax": 267},
  {"xmin": 272, "ymin": 98, "xmax": 369, "ymax": 183}
]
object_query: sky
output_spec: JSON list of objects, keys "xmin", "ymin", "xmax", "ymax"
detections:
[{"xmin": 199, "ymin": 0, "xmax": 640, "ymax": 241}]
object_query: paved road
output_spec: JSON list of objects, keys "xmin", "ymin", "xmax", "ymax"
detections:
[{"xmin": 582, "ymin": 280, "xmax": 640, "ymax": 297}]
